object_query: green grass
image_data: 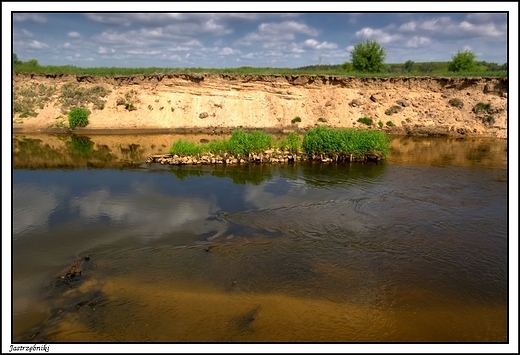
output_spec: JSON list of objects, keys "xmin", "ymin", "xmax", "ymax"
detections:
[
  {"xmin": 13, "ymin": 61, "xmax": 507, "ymax": 78},
  {"xmin": 169, "ymin": 129, "xmax": 273, "ymax": 157},
  {"xmin": 168, "ymin": 128, "xmax": 390, "ymax": 159},
  {"xmin": 278, "ymin": 131, "xmax": 301, "ymax": 154},
  {"xmin": 302, "ymin": 126, "xmax": 391, "ymax": 158}
]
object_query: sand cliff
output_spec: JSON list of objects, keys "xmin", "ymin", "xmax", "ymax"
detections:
[{"xmin": 13, "ymin": 73, "xmax": 508, "ymax": 138}]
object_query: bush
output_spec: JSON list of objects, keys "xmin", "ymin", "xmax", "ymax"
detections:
[
  {"xmin": 385, "ymin": 105, "xmax": 402, "ymax": 115},
  {"xmin": 404, "ymin": 60, "xmax": 414, "ymax": 73},
  {"xmin": 473, "ymin": 102, "xmax": 491, "ymax": 113},
  {"xmin": 449, "ymin": 50, "xmax": 478, "ymax": 72},
  {"xmin": 68, "ymin": 107, "xmax": 90, "ymax": 129},
  {"xmin": 357, "ymin": 117, "xmax": 373, "ymax": 126},
  {"xmin": 341, "ymin": 61, "xmax": 353, "ymax": 72},
  {"xmin": 278, "ymin": 131, "xmax": 301, "ymax": 154},
  {"xmin": 482, "ymin": 115, "xmax": 495, "ymax": 125},
  {"xmin": 449, "ymin": 98, "xmax": 464, "ymax": 109},
  {"xmin": 386, "ymin": 121, "xmax": 395, "ymax": 127},
  {"xmin": 302, "ymin": 126, "xmax": 390, "ymax": 158},
  {"xmin": 318, "ymin": 117, "xmax": 327, "ymax": 123},
  {"xmin": 350, "ymin": 40, "xmax": 386, "ymax": 73},
  {"xmin": 291, "ymin": 116, "xmax": 302, "ymax": 124},
  {"xmin": 168, "ymin": 139, "xmax": 203, "ymax": 156},
  {"xmin": 378, "ymin": 120, "xmax": 383, "ymax": 128}
]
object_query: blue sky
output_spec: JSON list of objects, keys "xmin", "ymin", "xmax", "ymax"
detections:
[{"xmin": 6, "ymin": 3, "xmax": 514, "ymax": 68}]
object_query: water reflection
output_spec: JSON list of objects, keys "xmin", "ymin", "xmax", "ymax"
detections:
[
  {"xmin": 13, "ymin": 133, "xmax": 507, "ymax": 170},
  {"xmin": 12, "ymin": 134, "xmax": 508, "ymax": 343}
]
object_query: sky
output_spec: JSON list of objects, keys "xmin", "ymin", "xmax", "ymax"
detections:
[{"xmin": 6, "ymin": 3, "xmax": 515, "ymax": 69}]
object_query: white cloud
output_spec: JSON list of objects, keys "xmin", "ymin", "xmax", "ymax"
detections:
[
  {"xmin": 20, "ymin": 29, "xmax": 33, "ymax": 37},
  {"xmin": 405, "ymin": 36, "xmax": 431, "ymax": 48},
  {"xmin": 239, "ymin": 21, "xmax": 320, "ymax": 45},
  {"xmin": 26, "ymin": 40, "xmax": 49, "ymax": 49},
  {"xmin": 13, "ymin": 13, "xmax": 47, "ymax": 23},
  {"xmin": 218, "ymin": 47, "xmax": 241, "ymax": 56},
  {"xmin": 303, "ymin": 39, "xmax": 338, "ymax": 50},
  {"xmin": 63, "ymin": 42, "xmax": 72, "ymax": 48},
  {"xmin": 68, "ymin": 31, "xmax": 81, "ymax": 38},
  {"xmin": 399, "ymin": 16, "xmax": 504, "ymax": 39},
  {"xmin": 354, "ymin": 28, "xmax": 402, "ymax": 44}
]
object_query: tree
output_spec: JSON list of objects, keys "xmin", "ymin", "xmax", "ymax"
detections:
[
  {"xmin": 13, "ymin": 53, "xmax": 21, "ymax": 65},
  {"xmin": 350, "ymin": 40, "xmax": 386, "ymax": 73},
  {"xmin": 404, "ymin": 60, "xmax": 414, "ymax": 73},
  {"xmin": 448, "ymin": 50, "xmax": 477, "ymax": 72}
]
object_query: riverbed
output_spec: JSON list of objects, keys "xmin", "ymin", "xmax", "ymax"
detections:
[{"xmin": 11, "ymin": 134, "xmax": 508, "ymax": 343}]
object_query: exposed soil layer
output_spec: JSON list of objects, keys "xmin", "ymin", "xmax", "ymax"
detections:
[{"xmin": 13, "ymin": 73, "xmax": 508, "ymax": 138}]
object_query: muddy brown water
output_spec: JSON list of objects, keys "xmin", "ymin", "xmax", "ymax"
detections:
[{"xmin": 12, "ymin": 134, "xmax": 508, "ymax": 343}]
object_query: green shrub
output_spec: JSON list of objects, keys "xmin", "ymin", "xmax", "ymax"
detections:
[
  {"xmin": 385, "ymin": 105, "xmax": 402, "ymax": 115},
  {"xmin": 386, "ymin": 121, "xmax": 395, "ymax": 127},
  {"xmin": 357, "ymin": 117, "xmax": 373, "ymax": 126},
  {"xmin": 404, "ymin": 60, "xmax": 414, "ymax": 73},
  {"xmin": 68, "ymin": 107, "xmax": 90, "ymax": 129},
  {"xmin": 473, "ymin": 102, "xmax": 492, "ymax": 113},
  {"xmin": 228, "ymin": 129, "xmax": 273, "ymax": 156},
  {"xmin": 448, "ymin": 98, "xmax": 464, "ymax": 109},
  {"xmin": 168, "ymin": 139, "xmax": 203, "ymax": 156},
  {"xmin": 482, "ymin": 115, "xmax": 495, "ymax": 125},
  {"xmin": 378, "ymin": 120, "xmax": 383, "ymax": 128},
  {"xmin": 291, "ymin": 116, "xmax": 302, "ymax": 124},
  {"xmin": 317, "ymin": 117, "xmax": 327, "ymax": 123},
  {"xmin": 278, "ymin": 131, "xmax": 301, "ymax": 154},
  {"xmin": 302, "ymin": 126, "xmax": 390, "ymax": 158}
]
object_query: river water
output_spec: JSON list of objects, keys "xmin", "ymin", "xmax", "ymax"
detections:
[{"xmin": 11, "ymin": 134, "xmax": 509, "ymax": 343}]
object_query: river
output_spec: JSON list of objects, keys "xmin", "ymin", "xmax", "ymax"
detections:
[{"xmin": 11, "ymin": 133, "xmax": 509, "ymax": 345}]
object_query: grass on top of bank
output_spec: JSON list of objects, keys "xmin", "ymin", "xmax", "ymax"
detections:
[{"xmin": 168, "ymin": 127, "xmax": 391, "ymax": 159}]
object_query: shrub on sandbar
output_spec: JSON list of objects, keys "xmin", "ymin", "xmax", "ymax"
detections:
[{"xmin": 302, "ymin": 126, "xmax": 390, "ymax": 158}]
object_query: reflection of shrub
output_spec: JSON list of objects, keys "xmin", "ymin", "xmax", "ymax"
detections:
[
  {"xmin": 385, "ymin": 105, "xmax": 402, "ymax": 115},
  {"xmin": 291, "ymin": 116, "xmax": 302, "ymax": 124},
  {"xmin": 449, "ymin": 98, "xmax": 464, "ymax": 109},
  {"xmin": 68, "ymin": 107, "xmax": 90, "ymax": 129},
  {"xmin": 357, "ymin": 117, "xmax": 373, "ymax": 125},
  {"xmin": 70, "ymin": 134, "xmax": 94, "ymax": 155}
]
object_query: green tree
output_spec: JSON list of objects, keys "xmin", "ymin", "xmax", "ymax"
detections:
[
  {"xmin": 404, "ymin": 60, "xmax": 414, "ymax": 73},
  {"xmin": 448, "ymin": 50, "xmax": 477, "ymax": 72},
  {"xmin": 13, "ymin": 53, "xmax": 21, "ymax": 65},
  {"xmin": 25, "ymin": 59, "xmax": 39, "ymax": 67},
  {"xmin": 350, "ymin": 40, "xmax": 386, "ymax": 73},
  {"xmin": 341, "ymin": 61, "xmax": 353, "ymax": 72}
]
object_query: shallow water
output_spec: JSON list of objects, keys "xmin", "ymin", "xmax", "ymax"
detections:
[{"xmin": 12, "ymin": 135, "xmax": 508, "ymax": 342}]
